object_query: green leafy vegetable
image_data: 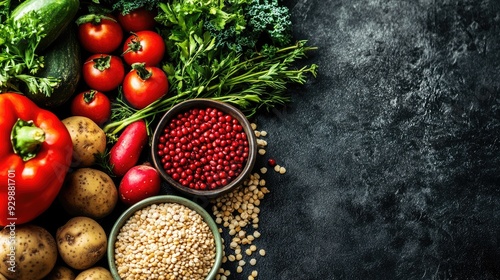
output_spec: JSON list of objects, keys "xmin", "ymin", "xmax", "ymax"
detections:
[
  {"xmin": 96, "ymin": 0, "xmax": 161, "ymax": 15},
  {"xmin": 0, "ymin": 4, "xmax": 60, "ymax": 96},
  {"xmin": 103, "ymin": 0, "xmax": 318, "ymax": 137}
]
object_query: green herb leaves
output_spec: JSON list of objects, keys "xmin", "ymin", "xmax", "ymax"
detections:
[
  {"xmin": 104, "ymin": 0, "xmax": 318, "ymax": 136},
  {"xmin": 0, "ymin": 9, "xmax": 60, "ymax": 96}
]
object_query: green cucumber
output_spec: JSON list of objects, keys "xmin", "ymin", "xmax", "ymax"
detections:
[
  {"xmin": 24, "ymin": 25, "xmax": 82, "ymax": 108},
  {"xmin": 11, "ymin": 0, "xmax": 80, "ymax": 51}
]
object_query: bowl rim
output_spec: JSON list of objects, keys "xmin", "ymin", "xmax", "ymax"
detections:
[
  {"xmin": 151, "ymin": 98, "xmax": 257, "ymax": 198},
  {"xmin": 107, "ymin": 195, "xmax": 223, "ymax": 280}
]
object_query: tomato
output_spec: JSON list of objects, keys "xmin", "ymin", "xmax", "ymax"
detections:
[
  {"xmin": 77, "ymin": 15, "xmax": 124, "ymax": 54},
  {"xmin": 70, "ymin": 90, "xmax": 112, "ymax": 126},
  {"xmin": 82, "ymin": 54, "xmax": 125, "ymax": 92},
  {"xmin": 123, "ymin": 63, "xmax": 169, "ymax": 109},
  {"xmin": 118, "ymin": 165, "xmax": 161, "ymax": 206},
  {"xmin": 122, "ymin": 30, "xmax": 165, "ymax": 66},
  {"xmin": 117, "ymin": 8, "xmax": 157, "ymax": 32}
]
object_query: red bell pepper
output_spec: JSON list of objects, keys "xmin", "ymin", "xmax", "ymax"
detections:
[{"xmin": 0, "ymin": 93, "xmax": 73, "ymax": 226}]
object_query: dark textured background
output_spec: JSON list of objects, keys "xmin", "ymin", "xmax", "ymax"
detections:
[{"xmin": 247, "ymin": 0, "xmax": 500, "ymax": 279}]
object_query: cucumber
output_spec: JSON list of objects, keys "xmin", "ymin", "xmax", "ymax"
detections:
[
  {"xmin": 11, "ymin": 0, "xmax": 80, "ymax": 51},
  {"xmin": 24, "ymin": 25, "xmax": 82, "ymax": 108}
]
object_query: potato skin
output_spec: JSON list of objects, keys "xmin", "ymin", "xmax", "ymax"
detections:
[
  {"xmin": 62, "ymin": 116, "xmax": 106, "ymax": 167},
  {"xmin": 45, "ymin": 265, "xmax": 76, "ymax": 280},
  {"xmin": 56, "ymin": 217, "xmax": 107, "ymax": 270},
  {"xmin": 75, "ymin": 267, "xmax": 113, "ymax": 280},
  {"xmin": 59, "ymin": 168, "xmax": 118, "ymax": 219},
  {"xmin": 0, "ymin": 225, "xmax": 58, "ymax": 280}
]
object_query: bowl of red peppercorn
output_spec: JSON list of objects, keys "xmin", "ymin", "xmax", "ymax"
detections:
[{"xmin": 151, "ymin": 98, "xmax": 257, "ymax": 198}]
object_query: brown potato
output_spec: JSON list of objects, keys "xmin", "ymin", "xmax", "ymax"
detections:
[
  {"xmin": 75, "ymin": 267, "xmax": 113, "ymax": 280},
  {"xmin": 0, "ymin": 224, "xmax": 57, "ymax": 280},
  {"xmin": 59, "ymin": 168, "xmax": 118, "ymax": 219},
  {"xmin": 45, "ymin": 265, "xmax": 76, "ymax": 280},
  {"xmin": 56, "ymin": 217, "xmax": 107, "ymax": 270},
  {"xmin": 62, "ymin": 116, "xmax": 106, "ymax": 167}
]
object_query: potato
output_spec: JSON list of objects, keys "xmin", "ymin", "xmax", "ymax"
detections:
[
  {"xmin": 0, "ymin": 224, "xmax": 57, "ymax": 280},
  {"xmin": 56, "ymin": 217, "xmax": 107, "ymax": 270},
  {"xmin": 74, "ymin": 267, "xmax": 113, "ymax": 280},
  {"xmin": 59, "ymin": 168, "xmax": 118, "ymax": 219},
  {"xmin": 62, "ymin": 116, "xmax": 106, "ymax": 167},
  {"xmin": 45, "ymin": 265, "xmax": 76, "ymax": 280}
]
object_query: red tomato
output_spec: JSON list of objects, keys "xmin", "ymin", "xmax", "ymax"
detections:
[
  {"xmin": 70, "ymin": 90, "xmax": 112, "ymax": 126},
  {"xmin": 82, "ymin": 54, "xmax": 125, "ymax": 92},
  {"xmin": 122, "ymin": 30, "xmax": 165, "ymax": 66},
  {"xmin": 117, "ymin": 8, "xmax": 157, "ymax": 32},
  {"xmin": 78, "ymin": 15, "xmax": 124, "ymax": 54},
  {"xmin": 123, "ymin": 64, "xmax": 169, "ymax": 109},
  {"xmin": 119, "ymin": 165, "xmax": 161, "ymax": 206}
]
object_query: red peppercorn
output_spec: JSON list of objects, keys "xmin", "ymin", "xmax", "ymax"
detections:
[{"xmin": 268, "ymin": 158, "xmax": 277, "ymax": 167}]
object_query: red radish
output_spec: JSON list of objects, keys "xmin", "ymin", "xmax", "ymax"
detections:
[
  {"xmin": 109, "ymin": 120, "xmax": 148, "ymax": 176},
  {"xmin": 119, "ymin": 164, "xmax": 161, "ymax": 206}
]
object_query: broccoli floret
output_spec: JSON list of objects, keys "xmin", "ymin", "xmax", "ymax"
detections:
[
  {"xmin": 246, "ymin": 0, "xmax": 292, "ymax": 46},
  {"xmin": 204, "ymin": 0, "xmax": 292, "ymax": 53},
  {"xmin": 98, "ymin": 0, "xmax": 161, "ymax": 15}
]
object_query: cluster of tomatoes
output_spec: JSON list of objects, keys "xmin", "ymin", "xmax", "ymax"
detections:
[{"xmin": 70, "ymin": 8, "xmax": 169, "ymax": 126}]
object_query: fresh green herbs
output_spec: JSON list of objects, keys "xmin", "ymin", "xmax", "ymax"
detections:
[
  {"xmin": 0, "ymin": 6, "xmax": 59, "ymax": 96},
  {"xmin": 103, "ymin": 0, "xmax": 318, "ymax": 137},
  {"xmin": 94, "ymin": 0, "xmax": 161, "ymax": 15}
]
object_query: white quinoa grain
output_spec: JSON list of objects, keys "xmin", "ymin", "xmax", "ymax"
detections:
[
  {"xmin": 211, "ymin": 125, "xmax": 273, "ymax": 279},
  {"xmin": 114, "ymin": 203, "xmax": 216, "ymax": 280},
  {"xmin": 279, "ymin": 166, "xmax": 287, "ymax": 174},
  {"xmin": 274, "ymin": 164, "xmax": 281, "ymax": 172}
]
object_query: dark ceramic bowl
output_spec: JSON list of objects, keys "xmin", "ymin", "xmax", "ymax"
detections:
[
  {"xmin": 151, "ymin": 98, "xmax": 257, "ymax": 198},
  {"xmin": 107, "ymin": 195, "xmax": 223, "ymax": 280}
]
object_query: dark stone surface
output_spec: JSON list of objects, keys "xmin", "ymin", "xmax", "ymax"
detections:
[{"xmin": 242, "ymin": 0, "xmax": 500, "ymax": 279}]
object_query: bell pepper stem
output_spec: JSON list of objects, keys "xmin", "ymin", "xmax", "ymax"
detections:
[{"xmin": 11, "ymin": 119, "xmax": 45, "ymax": 161}]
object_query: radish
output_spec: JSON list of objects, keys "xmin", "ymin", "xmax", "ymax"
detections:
[
  {"xmin": 119, "ymin": 164, "xmax": 161, "ymax": 206},
  {"xmin": 109, "ymin": 120, "xmax": 148, "ymax": 176}
]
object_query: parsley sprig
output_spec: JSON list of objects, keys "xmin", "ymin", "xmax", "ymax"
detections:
[{"xmin": 0, "ymin": 8, "xmax": 60, "ymax": 96}]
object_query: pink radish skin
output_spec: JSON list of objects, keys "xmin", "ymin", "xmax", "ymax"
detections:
[
  {"xmin": 119, "ymin": 164, "xmax": 161, "ymax": 206},
  {"xmin": 109, "ymin": 120, "xmax": 148, "ymax": 176}
]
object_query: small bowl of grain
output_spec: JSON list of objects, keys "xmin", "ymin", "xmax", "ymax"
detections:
[{"xmin": 107, "ymin": 195, "xmax": 223, "ymax": 280}]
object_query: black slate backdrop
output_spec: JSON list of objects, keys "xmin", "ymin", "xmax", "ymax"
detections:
[
  {"xmin": 249, "ymin": 0, "xmax": 500, "ymax": 279},
  {"xmin": 31, "ymin": 0, "xmax": 500, "ymax": 279}
]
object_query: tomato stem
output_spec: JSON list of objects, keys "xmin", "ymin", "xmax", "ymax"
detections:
[
  {"xmin": 131, "ymin": 63, "xmax": 152, "ymax": 80},
  {"xmin": 75, "ymin": 14, "xmax": 117, "ymax": 25},
  {"xmin": 83, "ymin": 90, "xmax": 97, "ymax": 104},
  {"xmin": 91, "ymin": 55, "xmax": 112, "ymax": 72}
]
